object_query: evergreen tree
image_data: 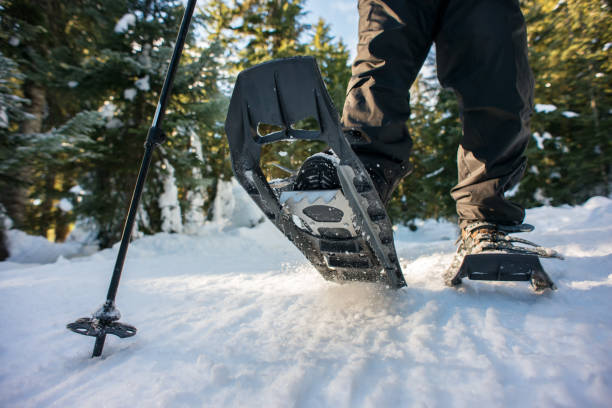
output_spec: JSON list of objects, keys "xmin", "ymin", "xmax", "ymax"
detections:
[
  {"xmin": 0, "ymin": 0, "xmax": 116, "ymax": 239},
  {"xmin": 1, "ymin": 0, "xmax": 226, "ymax": 247},
  {"xmin": 0, "ymin": 51, "xmax": 29, "ymax": 259},
  {"xmin": 213, "ymin": 0, "xmax": 351, "ymax": 182},
  {"xmin": 71, "ymin": 0, "xmax": 226, "ymax": 247},
  {"xmin": 517, "ymin": 0, "xmax": 611, "ymax": 207}
]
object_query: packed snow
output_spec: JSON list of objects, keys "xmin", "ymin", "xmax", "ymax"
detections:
[{"xmin": 1, "ymin": 196, "xmax": 612, "ymax": 407}]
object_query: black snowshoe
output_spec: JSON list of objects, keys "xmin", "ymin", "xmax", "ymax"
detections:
[
  {"xmin": 444, "ymin": 222, "xmax": 564, "ymax": 291},
  {"xmin": 224, "ymin": 57, "xmax": 406, "ymax": 288}
]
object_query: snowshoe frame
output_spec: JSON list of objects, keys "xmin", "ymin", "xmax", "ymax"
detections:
[{"xmin": 225, "ymin": 57, "xmax": 406, "ymax": 288}]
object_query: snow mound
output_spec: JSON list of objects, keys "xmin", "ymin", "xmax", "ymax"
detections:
[
  {"xmin": 4, "ymin": 229, "xmax": 84, "ymax": 264},
  {"xmin": 212, "ymin": 178, "xmax": 265, "ymax": 229},
  {"xmin": 1, "ymin": 197, "xmax": 611, "ymax": 407}
]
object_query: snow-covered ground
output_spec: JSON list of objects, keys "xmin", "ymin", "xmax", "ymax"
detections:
[{"xmin": 1, "ymin": 197, "xmax": 611, "ymax": 407}]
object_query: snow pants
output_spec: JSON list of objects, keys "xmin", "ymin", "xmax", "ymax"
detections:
[{"xmin": 342, "ymin": 0, "xmax": 534, "ymax": 226}]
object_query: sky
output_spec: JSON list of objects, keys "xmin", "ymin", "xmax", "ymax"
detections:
[{"xmin": 304, "ymin": 0, "xmax": 359, "ymax": 59}]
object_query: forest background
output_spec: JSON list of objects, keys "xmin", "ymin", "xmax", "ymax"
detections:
[{"xmin": 0, "ymin": 0, "xmax": 610, "ymax": 259}]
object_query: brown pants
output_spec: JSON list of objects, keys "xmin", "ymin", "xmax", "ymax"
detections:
[{"xmin": 342, "ymin": 0, "xmax": 534, "ymax": 226}]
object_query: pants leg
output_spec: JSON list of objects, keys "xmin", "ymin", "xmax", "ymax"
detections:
[
  {"xmin": 341, "ymin": 0, "xmax": 440, "ymax": 167},
  {"xmin": 435, "ymin": 0, "xmax": 534, "ymax": 226}
]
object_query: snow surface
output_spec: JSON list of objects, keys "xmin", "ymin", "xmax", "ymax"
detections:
[{"xmin": 1, "ymin": 198, "xmax": 612, "ymax": 407}]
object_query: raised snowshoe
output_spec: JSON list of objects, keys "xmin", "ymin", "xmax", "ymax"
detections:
[
  {"xmin": 444, "ymin": 222, "xmax": 564, "ymax": 291},
  {"xmin": 224, "ymin": 56, "xmax": 406, "ymax": 288}
]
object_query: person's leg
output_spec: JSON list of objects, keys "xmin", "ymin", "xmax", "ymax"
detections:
[
  {"xmin": 435, "ymin": 0, "xmax": 534, "ymax": 227},
  {"xmin": 342, "ymin": 0, "xmax": 440, "ymax": 197}
]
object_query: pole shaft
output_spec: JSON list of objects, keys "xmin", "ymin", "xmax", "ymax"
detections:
[
  {"xmin": 104, "ymin": 0, "xmax": 198, "ymax": 304},
  {"xmin": 106, "ymin": 146, "xmax": 154, "ymax": 301},
  {"xmin": 92, "ymin": 335, "xmax": 106, "ymax": 358},
  {"xmin": 90, "ymin": 0, "xmax": 198, "ymax": 358},
  {"xmin": 152, "ymin": 0, "xmax": 197, "ymax": 128}
]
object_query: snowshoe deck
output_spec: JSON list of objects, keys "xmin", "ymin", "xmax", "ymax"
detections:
[
  {"xmin": 447, "ymin": 253, "xmax": 556, "ymax": 291},
  {"xmin": 225, "ymin": 57, "xmax": 406, "ymax": 288}
]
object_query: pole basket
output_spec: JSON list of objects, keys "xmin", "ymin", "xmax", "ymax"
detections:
[{"xmin": 67, "ymin": 300, "xmax": 137, "ymax": 339}]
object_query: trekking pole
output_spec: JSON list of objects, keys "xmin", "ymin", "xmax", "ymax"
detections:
[{"xmin": 67, "ymin": 0, "xmax": 198, "ymax": 358}]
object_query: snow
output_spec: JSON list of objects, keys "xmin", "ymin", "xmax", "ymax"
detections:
[
  {"xmin": 532, "ymin": 131, "xmax": 553, "ymax": 150},
  {"xmin": 114, "ymin": 13, "xmax": 136, "ymax": 34},
  {"xmin": 3, "ymin": 230, "xmax": 84, "ymax": 264},
  {"xmin": 98, "ymin": 101, "xmax": 116, "ymax": 119},
  {"xmin": 184, "ymin": 130, "xmax": 207, "ymax": 234},
  {"xmin": 67, "ymin": 81, "xmax": 78, "ymax": 88},
  {"xmin": 123, "ymin": 88, "xmax": 137, "ymax": 101},
  {"xmin": 562, "ymin": 111, "xmax": 579, "ymax": 118},
  {"xmin": 159, "ymin": 159, "xmax": 182, "ymax": 234},
  {"xmin": 8, "ymin": 36, "xmax": 19, "ymax": 47},
  {"xmin": 69, "ymin": 185, "xmax": 86, "ymax": 195},
  {"xmin": 134, "ymin": 75, "xmax": 150, "ymax": 92},
  {"xmin": 0, "ymin": 106, "xmax": 8, "ymax": 128},
  {"xmin": 212, "ymin": 178, "xmax": 265, "ymax": 229},
  {"xmin": 57, "ymin": 198, "xmax": 73, "ymax": 212},
  {"xmin": 1, "ymin": 197, "xmax": 612, "ymax": 407},
  {"xmin": 424, "ymin": 166, "xmax": 444, "ymax": 179},
  {"xmin": 534, "ymin": 104, "xmax": 557, "ymax": 113}
]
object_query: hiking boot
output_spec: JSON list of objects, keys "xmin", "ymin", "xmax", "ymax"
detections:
[
  {"xmin": 294, "ymin": 152, "xmax": 340, "ymax": 190},
  {"xmin": 294, "ymin": 150, "xmax": 412, "ymax": 206},
  {"xmin": 358, "ymin": 153, "xmax": 413, "ymax": 206},
  {"xmin": 444, "ymin": 221, "xmax": 564, "ymax": 289}
]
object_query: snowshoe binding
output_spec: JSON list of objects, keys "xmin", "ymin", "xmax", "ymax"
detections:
[
  {"xmin": 444, "ymin": 222, "xmax": 564, "ymax": 291},
  {"xmin": 224, "ymin": 57, "xmax": 406, "ymax": 288}
]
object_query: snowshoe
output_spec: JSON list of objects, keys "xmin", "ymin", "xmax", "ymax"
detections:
[
  {"xmin": 224, "ymin": 57, "xmax": 406, "ymax": 288},
  {"xmin": 444, "ymin": 222, "xmax": 563, "ymax": 291}
]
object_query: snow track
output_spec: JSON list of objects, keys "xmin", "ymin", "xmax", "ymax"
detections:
[{"xmin": 1, "ymin": 198, "xmax": 611, "ymax": 407}]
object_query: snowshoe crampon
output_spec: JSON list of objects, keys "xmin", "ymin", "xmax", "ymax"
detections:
[{"xmin": 225, "ymin": 57, "xmax": 406, "ymax": 288}]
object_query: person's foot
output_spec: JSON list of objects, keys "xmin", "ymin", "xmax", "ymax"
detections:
[
  {"xmin": 358, "ymin": 153, "xmax": 412, "ymax": 206},
  {"xmin": 294, "ymin": 151, "xmax": 412, "ymax": 206},
  {"xmin": 444, "ymin": 221, "xmax": 564, "ymax": 285},
  {"xmin": 293, "ymin": 152, "xmax": 340, "ymax": 190}
]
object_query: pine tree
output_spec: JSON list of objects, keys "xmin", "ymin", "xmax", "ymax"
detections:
[
  {"xmin": 0, "ymin": 51, "xmax": 30, "ymax": 259},
  {"xmin": 69, "ymin": 0, "xmax": 226, "ymax": 247},
  {"xmin": 0, "ymin": 0, "xmax": 116, "ymax": 239},
  {"xmin": 517, "ymin": 0, "xmax": 611, "ymax": 207},
  {"xmin": 1, "ymin": 0, "xmax": 227, "ymax": 247},
  {"xmin": 213, "ymin": 0, "xmax": 351, "ymax": 182}
]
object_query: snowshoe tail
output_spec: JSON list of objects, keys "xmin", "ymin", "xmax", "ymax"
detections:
[
  {"xmin": 446, "ymin": 253, "xmax": 556, "ymax": 291},
  {"xmin": 224, "ymin": 57, "xmax": 406, "ymax": 288}
]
